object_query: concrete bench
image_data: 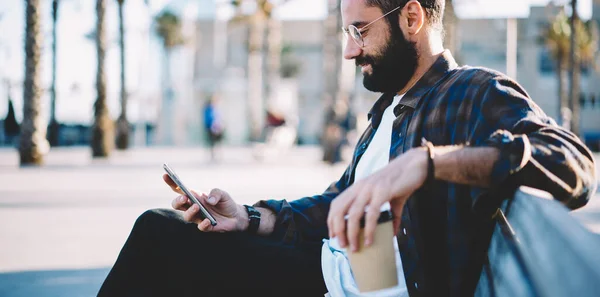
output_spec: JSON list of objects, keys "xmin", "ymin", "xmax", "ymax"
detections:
[{"xmin": 475, "ymin": 187, "xmax": 600, "ymax": 297}]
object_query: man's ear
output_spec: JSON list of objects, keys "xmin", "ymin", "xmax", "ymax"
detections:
[{"xmin": 403, "ymin": 0, "xmax": 425, "ymax": 35}]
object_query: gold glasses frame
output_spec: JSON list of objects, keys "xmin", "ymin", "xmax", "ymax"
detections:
[{"xmin": 342, "ymin": 5, "xmax": 402, "ymax": 48}]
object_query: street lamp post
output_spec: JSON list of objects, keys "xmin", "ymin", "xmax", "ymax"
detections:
[
  {"xmin": 569, "ymin": 0, "xmax": 581, "ymax": 136},
  {"xmin": 48, "ymin": 0, "xmax": 60, "ymax": 146},
  {"xmin": 506, "ymin": 17, "xmax": 518, "ymax": 80}
]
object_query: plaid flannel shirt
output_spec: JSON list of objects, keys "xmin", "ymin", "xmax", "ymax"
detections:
[{"xmin": 256, "ymin": 51, "xmax": 597, "ymax": 296}]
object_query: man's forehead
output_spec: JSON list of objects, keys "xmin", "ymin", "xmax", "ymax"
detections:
[
  {"xmin": 341, "ymin": 0, "xmax": 383, "ymax": 25},
  {"xmin": 341, "ymin": 0, "xmax": 365, "ymax": 10}
]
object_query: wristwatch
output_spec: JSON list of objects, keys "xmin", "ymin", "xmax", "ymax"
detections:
[{"xmin": 243, "ymin": 205, "xmax": 261, "ymax": 234}]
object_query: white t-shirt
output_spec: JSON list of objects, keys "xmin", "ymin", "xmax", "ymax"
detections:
[
  {"xmin": 354, "ymin": 94, "xmax": 404, "ymax": 182},
  {"xmin": 321, "ymin": 94, "xmax": 409, "ymax": 297}
]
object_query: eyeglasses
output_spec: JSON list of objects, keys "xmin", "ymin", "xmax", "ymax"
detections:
[{"xmin": 342, "ymin": 6, "xmax": 402, "ymax": 48}]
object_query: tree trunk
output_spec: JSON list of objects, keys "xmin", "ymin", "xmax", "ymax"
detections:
[
  {"xmin": 557, "ymin": 56, "xmax": 569, "ymax": 127},
  {"xmin": 48, "ymin": 0, "xmax": 60, "ymax": 146},
  {"xmin": 116, "ymin": 0, "xmax": 129, "ymax": 149},
  {"xmin": 322, "ymin": 0, "xmax": 344, "ymax": 164},
  {"xmin": 20, "ymin": 0, "xmax": 47, "ymax": 165},
  {"xmin": 160, "ymin": 49, "xmax": 174, "ymax": 145},
  {"xmin": 570, "ymin": 59, "xmax": 581, "ymax": 136},
  {"xmin": 91, "ymin": 0, "xmax": 113, "ymax": 157},
  {"xmin": 266, "ymin": 17, "xmax": 281, "ymax": 116},
  {"xmin": 247, "ymin": 18, "xmax": 266, "ymax": 141}
]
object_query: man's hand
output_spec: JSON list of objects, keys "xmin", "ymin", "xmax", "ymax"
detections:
[
  {"xmin": 163, "ymin": 174, "xmax": 249, "ymax": 233},
  {"xmin": 327, "ymin": 148, "xmax": 429, "ymax": 252}
]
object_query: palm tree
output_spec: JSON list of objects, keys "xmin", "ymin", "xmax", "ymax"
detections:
[
  {"xmin": 48, "ymin": 0, "xmax": 60, "ymax": 146},
  {"xmin": 115, "ymin": 0, "xmax": 129, "ymax": 149},
  {"xmin": 544, "ymin": 11, "xmax": 570, "ymax": 126},
  {"xmin": 231, "ymin": 0, "xmax": 285, "ymax": 141},
  {"xmin": 543, "ymin": 10, "xmax": 598, "ymax": 134},
  {"xmin": 154, "ymin": 10, "xmax": 184, "ymax": 145},
  {"xmin": 91, "ymin": 0, "xmax": 113, "ymax": 157},
  {"xmin": 20, "ymin": 0, "xmax": 48, "ymax": 165},
  {"xmin": 321, "ymin": 0, "xmax": 344, "ymax": 164},
  {"xmin": 568, "ymin": 0, "xmax": 598, "ymax": 136}
]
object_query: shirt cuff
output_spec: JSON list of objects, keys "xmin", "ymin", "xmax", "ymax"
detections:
[
  {"xmin": 483, "ymin": 129, "xmax": 532, "ymax": 187},
  {"xmin": 471, "ymin": 130, "xmax": 532, "ymax": 217},
  {"xmin": 254, "ymin": 199, "xmax": 296, "ymax": 243}
]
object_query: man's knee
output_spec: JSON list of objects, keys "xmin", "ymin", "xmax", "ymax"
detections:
[{"xmin": 134, "ymin": 209, "xmax": 182, "ymax": 230}]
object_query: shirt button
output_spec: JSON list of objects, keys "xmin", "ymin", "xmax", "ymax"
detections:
[
  {"xmin": 402, "ymin": 228, "xmax": 407, "ymax": 235},
  {"xmin": 398, "ymin": 132, "xmax": 402, "ymax": 137},
  {"xmin": 414, "ymin": 282, "xmax": 418, "ymax": 289}
]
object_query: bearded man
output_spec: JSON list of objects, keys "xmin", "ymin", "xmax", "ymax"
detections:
[{"xmin": 98, "ymin": 1, "xmax": 596, "ymax": 296}]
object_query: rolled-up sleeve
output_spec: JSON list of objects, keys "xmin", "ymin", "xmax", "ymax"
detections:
[
  {"xmin": 255, "ymin": 164, "xmax": 353, "ymax": 244},
  {"xmin": 470, "ymin": 76, "xmax": 597, "ymax": 212}
]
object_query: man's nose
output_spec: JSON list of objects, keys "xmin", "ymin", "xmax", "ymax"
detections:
[{"xmin": 343, "ymin": 37, "xmax": 361, "ymax": 60}]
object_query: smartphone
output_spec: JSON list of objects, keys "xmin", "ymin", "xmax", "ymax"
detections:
[{"xmin": 163, "ymin": 163, "xmax": 217, "ymax": 226}]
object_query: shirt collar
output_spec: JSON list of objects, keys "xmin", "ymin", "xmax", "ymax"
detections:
[{"xmin": 367, "ymin": 50, "xmax": 458, "ymax": 127}]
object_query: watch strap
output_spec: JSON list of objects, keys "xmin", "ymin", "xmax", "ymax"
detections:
[{"xmin": 244, "ymin": 205, "xmax": 261, "ymax": 234}]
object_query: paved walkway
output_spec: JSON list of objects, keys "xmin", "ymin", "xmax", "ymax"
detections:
[{"xmin": 0, "ymin": 146, "xmax": 598, "ymax": 297}]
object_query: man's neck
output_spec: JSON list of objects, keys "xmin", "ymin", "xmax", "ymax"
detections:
[{"xmin": 397, "ymin": 44, "xmax": 445, "ymax": 96}]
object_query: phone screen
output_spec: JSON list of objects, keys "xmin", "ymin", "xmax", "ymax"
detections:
[{"xmin": 163, "ymin": 163, "xmax": 217, "ymax": 226}]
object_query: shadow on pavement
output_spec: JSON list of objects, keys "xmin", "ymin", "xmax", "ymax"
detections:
[{"xmin": 0, "ymin": 267, "xmax": 110, "ymax": 297}]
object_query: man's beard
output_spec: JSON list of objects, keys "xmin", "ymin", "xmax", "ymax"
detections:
[{"xmin": 356, "ymin": 28, "xmax": 418, "ymax": 93}]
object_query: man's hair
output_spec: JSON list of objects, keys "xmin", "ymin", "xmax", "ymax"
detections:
[{"xmin": 365, "ymin": 0, "xmax": 445, "ymax": 33}]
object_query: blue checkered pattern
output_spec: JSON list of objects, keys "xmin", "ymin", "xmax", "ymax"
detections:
[{"xmin": 256, "ymin": 51, "xmax": 597, "ymax": 296}]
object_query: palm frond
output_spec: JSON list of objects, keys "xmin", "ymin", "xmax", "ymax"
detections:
[
  {"xmin": 154, "ymin": 10, "xmax": 185, "ymax": 49},
  {"xmin": 542, "ymin": 11, "xmax": 599, "ymax": 69}
]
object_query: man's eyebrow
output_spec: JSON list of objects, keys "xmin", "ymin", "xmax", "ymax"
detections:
[{"xmin": 351, "ymin": 21, "xmax": 369, "ymax": 28}]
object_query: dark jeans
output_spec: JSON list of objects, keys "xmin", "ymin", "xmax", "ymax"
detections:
[{"xmin": 98, "ymin": 209, "xmax": 327, "ymax": 297}]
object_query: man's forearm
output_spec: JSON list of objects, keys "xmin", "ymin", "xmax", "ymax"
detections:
[
  {"xmin": 255, "ymin": 207, "xmax": 276, "ymax": 236},
  {"xmin": 236, "ymin": 205, "xmax": 276, "ymax": 235},
  {"xmin": 432, "ymin": 146, "xmax": 500, "ymax": 187}
]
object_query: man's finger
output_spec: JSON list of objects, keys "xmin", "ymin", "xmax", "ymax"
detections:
[
  {"xmin": 190, "ymin": 191, "xmax": 210, "ymax": 205},
  {"xmin": 206, "ymin": 189, "xmax": 224, "ymax": 205},
  {"xmin": 183, "ymin": 203, "xmax": 200, "ymax": 222},
  {"xmin": 163, "ymin": 174, "xmax": 184, "ymax": 195},
  {"xmin": 390, "ymin": 199, "xmax": 405, "ymax": 236},
  {"xmin": 346, "ymin": 189, "xmax": 370, "ymax": 252},
  {"xmin": 329, "ymin": 188, "xmax": 358, "ymax": 247},
  {"xmin": 327, "ymin": 215, "xmax": 333, "ymax": 239},
  {"xmin": 197, "ymin": 218, "xmax": 213, "ymax": 232},
  {"xmin": 171, "ymin": 195, "xmax": 191, "ymax": 211},
  {"xmin": 333, "ymin": 213, "xmax": 348, "ymax": 248},
  {"xmin": 331, "ymin": 193, "xmax": 352, "ymax": 248},
  {"xmin": 208, "ymin": 188, "xmax": 225, "ymax": 205},
  {"xmin": 363, "ymin": 195, "xmax": 385, "ymax": 247}
]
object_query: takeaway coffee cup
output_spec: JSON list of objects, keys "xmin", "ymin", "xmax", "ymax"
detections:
[{"xmin": 347, "ymin": 210, "xmax": 398, "ymax": 292}]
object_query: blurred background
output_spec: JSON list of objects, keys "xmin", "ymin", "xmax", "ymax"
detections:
[
  {"xmin": 0, "ymin": 0, "xmax": 599, "ymax": 154},
  {"xmin": 0, "ymin": 0, "xmax": 599, "ymax": 296}
]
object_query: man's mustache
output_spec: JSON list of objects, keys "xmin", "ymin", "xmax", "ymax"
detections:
[{"xmin": 355, "ymin": 55, "xmax": 376, "ymax": 67}]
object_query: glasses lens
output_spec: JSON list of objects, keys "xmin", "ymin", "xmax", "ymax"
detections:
[{"xmin": 349, "ymin": 25, "xmax": 363, "ymax": 47}]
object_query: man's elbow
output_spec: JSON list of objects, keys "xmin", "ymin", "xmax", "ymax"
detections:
[
  {"xmin": 523, "ymin": 152, "xmax": 596, "ymax": 210},
  {"xmin": 564, "ymin": 156, "xmax": 597, "ymax": 210}
]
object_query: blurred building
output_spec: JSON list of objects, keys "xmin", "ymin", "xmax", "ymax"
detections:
[
  {"xmin": 458, "ymin": 1, "xmax": 600, "ymax": 149},
  {"xmin": 188, "ymin": 0, "xmax": 600, "ymax": 147},
  {"xmin": 0, "ymin": 0, "xmax": 598, "ymax": 150},
  {"xmin": 174, "ymin": 0, "xmax": 358, "ymax": 146}
]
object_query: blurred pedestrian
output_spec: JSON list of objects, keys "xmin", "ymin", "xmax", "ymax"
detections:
[
  {"xmin": 203, "ymin": 94, "xmax": 224, "ymax": 161},
  {"xmin": 4, "ymin": 98, "xmax": 20, "ymax": 147},
  {"xmin": 323, "ymin": 98, "xmax": 356, "ymax": 164}
]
